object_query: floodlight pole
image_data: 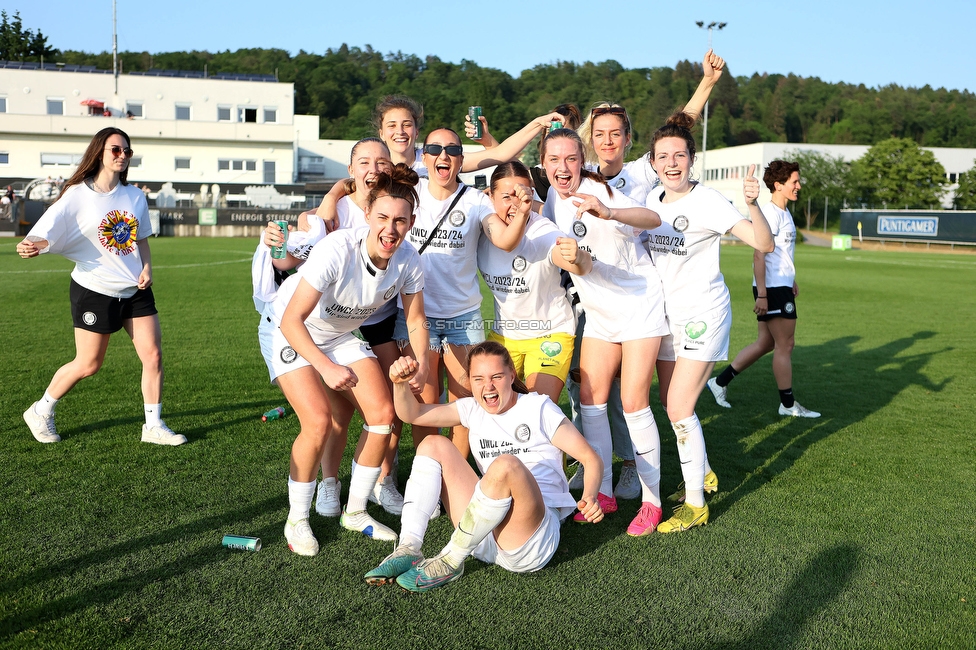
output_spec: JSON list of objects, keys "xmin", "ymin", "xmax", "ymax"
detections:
[
  {"xmin": 112, "ymin": 0, "xmax": 118, "ymax": 94},
  {"xmin": 696, "ymin": 21, "xmax": 726, "ymax": 182}
]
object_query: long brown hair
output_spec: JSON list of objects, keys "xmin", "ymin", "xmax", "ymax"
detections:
[
  {"xmin": 466, "ymin": 341, "xmax": 529, "ymax": 395},
  {"xmin": 61, "ymin": 127, "xmax": 132, "ymax": 199},
  {"xmin": 366, "ymin": 163, "xmax": 420, "ymax": 213},
  {"xmin": 648, "ymin": 111, "xmax": 698, "ymax": 162}
]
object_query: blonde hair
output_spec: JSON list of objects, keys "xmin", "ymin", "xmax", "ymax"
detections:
[{"xmin": 578, "ymin": 102, "xmax": 633, "ymax": 166}]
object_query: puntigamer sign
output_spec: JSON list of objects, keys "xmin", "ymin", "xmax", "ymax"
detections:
[{"xmin": 877, "ymin": 215, "xmax": 939, "ymax": 237}]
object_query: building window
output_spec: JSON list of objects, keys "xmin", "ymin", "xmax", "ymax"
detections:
[
  {"xmin": 218, "ymin": 159, "xmax": 230, "ymax": 171},
  {"xmin": 239, "ymin": 107, "xmax": 257, "ymax": 123},
  {"xmin": 175, "ymin": 104, "xmax": 191, "ymax": 121},
  {"xmin": 217, "ymin": 106, "xmax": 232, "ymax": 121},
  {"xmin": 263, "ymin": 160, "xmax": 275, "ymax": 184},
  {"xmin": 218, "ymin": 158, "xmax": 257, "ymax": 172},
  {"xmin": 47, "ymin": 98, "xmax": 64, "ymax": 115},
  {"xmin": 41, "ymin": 153, "xmax": 82, "ymax": 166},
  {"xmin": 264, "ymin": 107, "xmax": 277, "ymax": 123},
  {"xmin": 232, "ymin": 160, "xmax": 243, "ymax": 171},
  {"xmin": 0, "ymin": 97, "xmax": 6, "ymax": 113},
  {"xmin": 125, "ymin": 101, "xmax": 143, "ymax": 118},
  {"xmin": 0, "ymin": 153, "xmax": 8, "ymax": 165},
  {"xmin": 246, "ymin": 160, "xmax": 256, "ymax": 171},
  {"xmin": 949, "ymin": 173, "xmax": 957, "ymax": 183},
  {"xmin": 175, "ymin": 157, "xmax": 190, "ymax": 170},
  {"xmin": 128, "ymin": 156, "xmax": 143, "ymax": 168}
]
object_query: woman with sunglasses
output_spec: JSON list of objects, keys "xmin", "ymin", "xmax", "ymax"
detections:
[
  {"xmin": 541, "ymin": 128, "xmax": 669, "ymax": 536},
  {"xmin": 478, "ymin": 161, "xmax": 592, "ymax": 405},
  {"xmin": 645, "ymin": 113, "xmax": 773, "ymax": 533},
  {"xmin": 391, "ymin": 127, "xmax": 531, "ymax": 460},
  {"xmin": 259, "ymin": 165, "xmax": 430, "ymax": 556},
  {"xmin": 18, "ymin": 127, "xmax": 184, "ymax": 446}
]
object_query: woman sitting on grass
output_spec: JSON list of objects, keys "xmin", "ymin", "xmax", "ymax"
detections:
[{"xmin": 364, "ymin": 341, "xmax": 603, "ymax": 592}]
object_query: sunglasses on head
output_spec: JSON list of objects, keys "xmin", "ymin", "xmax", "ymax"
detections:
[
  {"xmin": 423, "ymin": 144, "xmax": 463, "ymax": 157},
  {"xmin": 591, "ymin": 106, "xmax": 627, "ymax": 118},
  {"xmin": 105, "ymin": 145, "xmax": 134, "ymax": 157}
]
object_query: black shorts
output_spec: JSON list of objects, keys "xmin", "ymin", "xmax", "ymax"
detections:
[
  {"xmin": 70, "ymin": 278, "xmax": 158, "ymax": 333},
  {"xmin": 357, "ymin": 311, "xmax": 398, "ymax": 348},
  {"xmin": 754, "ymin": 285, "xmax": 797, "ymax": 322}
]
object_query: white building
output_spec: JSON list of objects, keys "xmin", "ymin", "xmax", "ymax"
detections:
[{"xmin": 698, "ymin": 142, "xmax": 975, "ymax": 213}]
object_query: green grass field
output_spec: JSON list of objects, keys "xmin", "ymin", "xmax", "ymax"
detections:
[{"xmin": 1, "ymin": 237, "xmax": 973, "ymax": 649}]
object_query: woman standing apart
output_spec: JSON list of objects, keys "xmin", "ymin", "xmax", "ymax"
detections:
[
  {"xmin": 707, "ymin": 161, "xmax": 820, "ymax": 418},
  {"xmin": 645, "ymin": 113, "xmax": 773, "ymax": 532},
  {"xmin": 18, "ymin": 127, "xmax": 184, "ymax": 446}
]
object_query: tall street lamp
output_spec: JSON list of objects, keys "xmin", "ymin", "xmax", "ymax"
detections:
[{"xmin": 695, "ymin": 20, "xmax": 726, "ymax": 181}]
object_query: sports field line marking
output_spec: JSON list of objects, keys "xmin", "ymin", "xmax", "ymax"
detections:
[
  {"xmin": 0, "ymin": 257, "xmax": 252, "ymax": 275},
  {"xmin": 843, "ymin": 255, "xmax": 976, "ymax": 270}
]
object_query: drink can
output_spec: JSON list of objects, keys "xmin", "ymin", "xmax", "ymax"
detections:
[
  {"xmin": 270, "ymin": 220, "xmax": 289, "ymax": 259},
  {"xmin": 550, "ymin": 120, "xmax": 563, "ymax": 132},
  {"xmin": 468, "ymin": 106, "xmax": 483, "ymax": 140},
  {"xmin": 222, "ymin": 534, "xmax": 262, "ymax": 552}
]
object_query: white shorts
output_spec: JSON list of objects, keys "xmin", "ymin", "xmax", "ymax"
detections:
[
  {"xmin": 472, "ymin": 506, "xmax": 562, "ymax": 573},
  {"xmin": 658, "ymin": 303, "xmax": 732, "ymax": 363},
  {"xmin": 581, "ymin": 293, "xmax": 668, "ymax": 343},
  {"xmin": 258, "ymin": 313, "xmax": 375, "ymax": 383}
]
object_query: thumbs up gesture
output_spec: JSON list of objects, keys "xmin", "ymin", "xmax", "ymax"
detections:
[{"xmin": 743, "ymin": 164, "xmax": 760, "ymax": 206}]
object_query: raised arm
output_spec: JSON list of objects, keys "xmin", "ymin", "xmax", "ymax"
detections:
[
  {"xmin": 730, "ymin": 164, "xmax": 774, "ymax": 253},
  {"xmin": 682, "ymin": 49, "xmax": 725, "ymax": 121},
  {"xmin": 482, "ymin": 182, "xmax": 532, "ymax": 252},
  {"xmin": 389, "ymin": 355, "xmax": 462, "ymax": 428},
  {"xmin": 461, "ymin": 112, "xmax": 563, "ymax": 172}
]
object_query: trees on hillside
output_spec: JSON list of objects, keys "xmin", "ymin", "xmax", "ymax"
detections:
[
  {"xmin": 952, "ymin": 163, "xmax": 976, "ymax": 209},
  {"xmin": 0, "ymin": 11, "xmax": 55, "ymax": 62},
  {"xmin": 784, "ymin": 149, "xmax": 852, "ymax": 228}
]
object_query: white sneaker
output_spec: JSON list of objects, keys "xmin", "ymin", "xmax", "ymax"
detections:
[
  {"xmin": 706, "ymin": 378, "xmax": 731, "ymax": 408},
  {"xmin": 613, "ymin": 464, "xmax": 641, "ymax": 500},
  {"xmin": 141, "ymin": 422, "xmax": 187, "ymax": 446},
  {"xmin": 315, "ymin": 477, "xmax": 341, "ymax": 517},
  {"xmin": 779, "ymin": 402, "xmax": 821, "ymax": 418},
  {"xmin": 368, "ymin": 475, "xmax": 404, "ymax": 515},
  {"xmin": 24, "ymin": 402, "xmax": 60, "ymax": 443},
  {"xmin": 340, "ymin": 508, "xmax": 398, "ymax": 542},
  {"xmin": 567, "ymin": 464, "xmax": 585, "ymax": 490},
  {"xmin": 284, "ymin": 518, "xmax": 319, "ymax": 556}
]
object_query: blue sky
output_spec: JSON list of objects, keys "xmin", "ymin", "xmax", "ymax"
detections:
[{"xmin": 7, "ymin": 0, "xmax": 974, "ymax": 92}]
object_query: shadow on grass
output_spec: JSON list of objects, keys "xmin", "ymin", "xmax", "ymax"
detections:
[
  {"xmin": 702, "ymin": 331, "xmax": 950, "ymax": 519},
  {"xmin": 0, "ymin": 496, "xmax": 285, "ymax": 639},
  {"xmin": 51, "ymin": 400, "xmax": 279, "ymax": 442},
  {"xmin": 707, "ymin": 543, "xmax": 861, "ymax": 650}
]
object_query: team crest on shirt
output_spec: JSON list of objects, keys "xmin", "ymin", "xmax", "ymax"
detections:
[
  {"xmin": 785, "ymin": 302, "xmax": 795, "ymax": 314},
  {"xmin": 384, "ymin": 285, "xmax": 398, "ymax": 300},
  {"xmin": 448, "ymin": 210, "xmax": 466, "ymax": 227},
  {"xmin": 512, "ymin": 255, "xmax": 527, "ymax": 273},
  {"xmin": 614, "ymin": 177, "xmax": 626, "ymax": 189},
  {"xmin": 514, "ymin": 424, "xmax": 531, "ymax": 442},
  {"xmin": 673, "ymin": 215, "xmax": 689, "ymax": 233},
  {"xmin": 572, "ymin": 221, "xmax": 587, "ymax": 238},
  {"xmin": 280, "ymin": 346, "xmax": 298, "ymax": 363},
  {"xmin": 98, "ymin": 209, "xmax": 139, "ymax": 255},
  {"xmin": 82, "ymin": 311, "xmax": 97, "ymax": 326}
]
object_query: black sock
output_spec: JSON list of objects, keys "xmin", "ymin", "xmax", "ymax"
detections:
[
  {"xmin": 779, "ymin": 388, "xmax": 795, "ymax": 408},
  {"xmin": 716, "ymin": 365, "xmax": 739, "ymax": 388}
]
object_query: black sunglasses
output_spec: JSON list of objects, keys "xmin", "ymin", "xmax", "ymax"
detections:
[
  {"xmin": 105, "ymin": 145, "xmax": 134, "ymax": 157},
  {"xmin": 423, "ymin": 144, "xmax": 463, "ymax": 157}
]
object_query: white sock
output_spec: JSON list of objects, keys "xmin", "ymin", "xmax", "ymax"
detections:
[
  {"xmin": 287, "ymin": 477, "xmax": 316, "ymax": 522},
  {"xmin": 144, "ymin": 403, "xmax": 162, "ymax": 428},
  {"xmin": 672, "ymin": 414, "xmax": 707, "ymax": 508},
  {"xmin": 399, "ymin": 455, "xmax": 443, "ymax": 552},
  {"xmin": 580, "ymin": 403, "xmax": 613, "ymax": 496},
  {"xmin": 35, "ymin": 391, "xmax": 59, "ymax": 416},
  {"xmin": 347, "ymin": 462, "xmax": 381, "ymax": 513},
  {"xmin": 441, "ymin": 482, "xmax": 512, "ymax": 569},
  {"xmin": 624, "ymin": 407, "xmax": 661, "ymax": 507}
]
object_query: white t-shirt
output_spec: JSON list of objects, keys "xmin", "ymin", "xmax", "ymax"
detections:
[
  {"xmin": 405, "ymin": 178, "xmax": 493, "ymax": 319},
  {"xmin": 456, "ymin": 392, "xmax": 577, "ymax": 519},
  {"xmin": 757, "ymin": 202, "xmax": 797, "ymax": 288},
  {"xmin": 586, "ymin": 154, "xmax": 658, "ymax": 205},
  {"xmin": 29, "ymin": 182, "xmax": 152, "ymax": 298},
  {"xmin": 477, "ymin": 213, "xmax": 575, "ymax": 339},
  {"xmin": 645, "ymin": 183, "xmax": 745, "ymax": 319},
  {"xmin": 411, "ymin": 147, "xmax": 428, "ymax": 178},
  {"xmin": 334, "ymin": 195, "xmax": 399, "ymax": 325},
  {"xmin": 543, "ymin": 177, "xmax": 664, "ymax": 321},
  {"xmin": 269, "ymin": 229, "xmax": 423, "ymax": 343}
]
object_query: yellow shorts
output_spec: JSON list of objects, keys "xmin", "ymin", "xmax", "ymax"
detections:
[{"xmin": 488, "ymin": 331, "xmax": 575, "ymax": 382}]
